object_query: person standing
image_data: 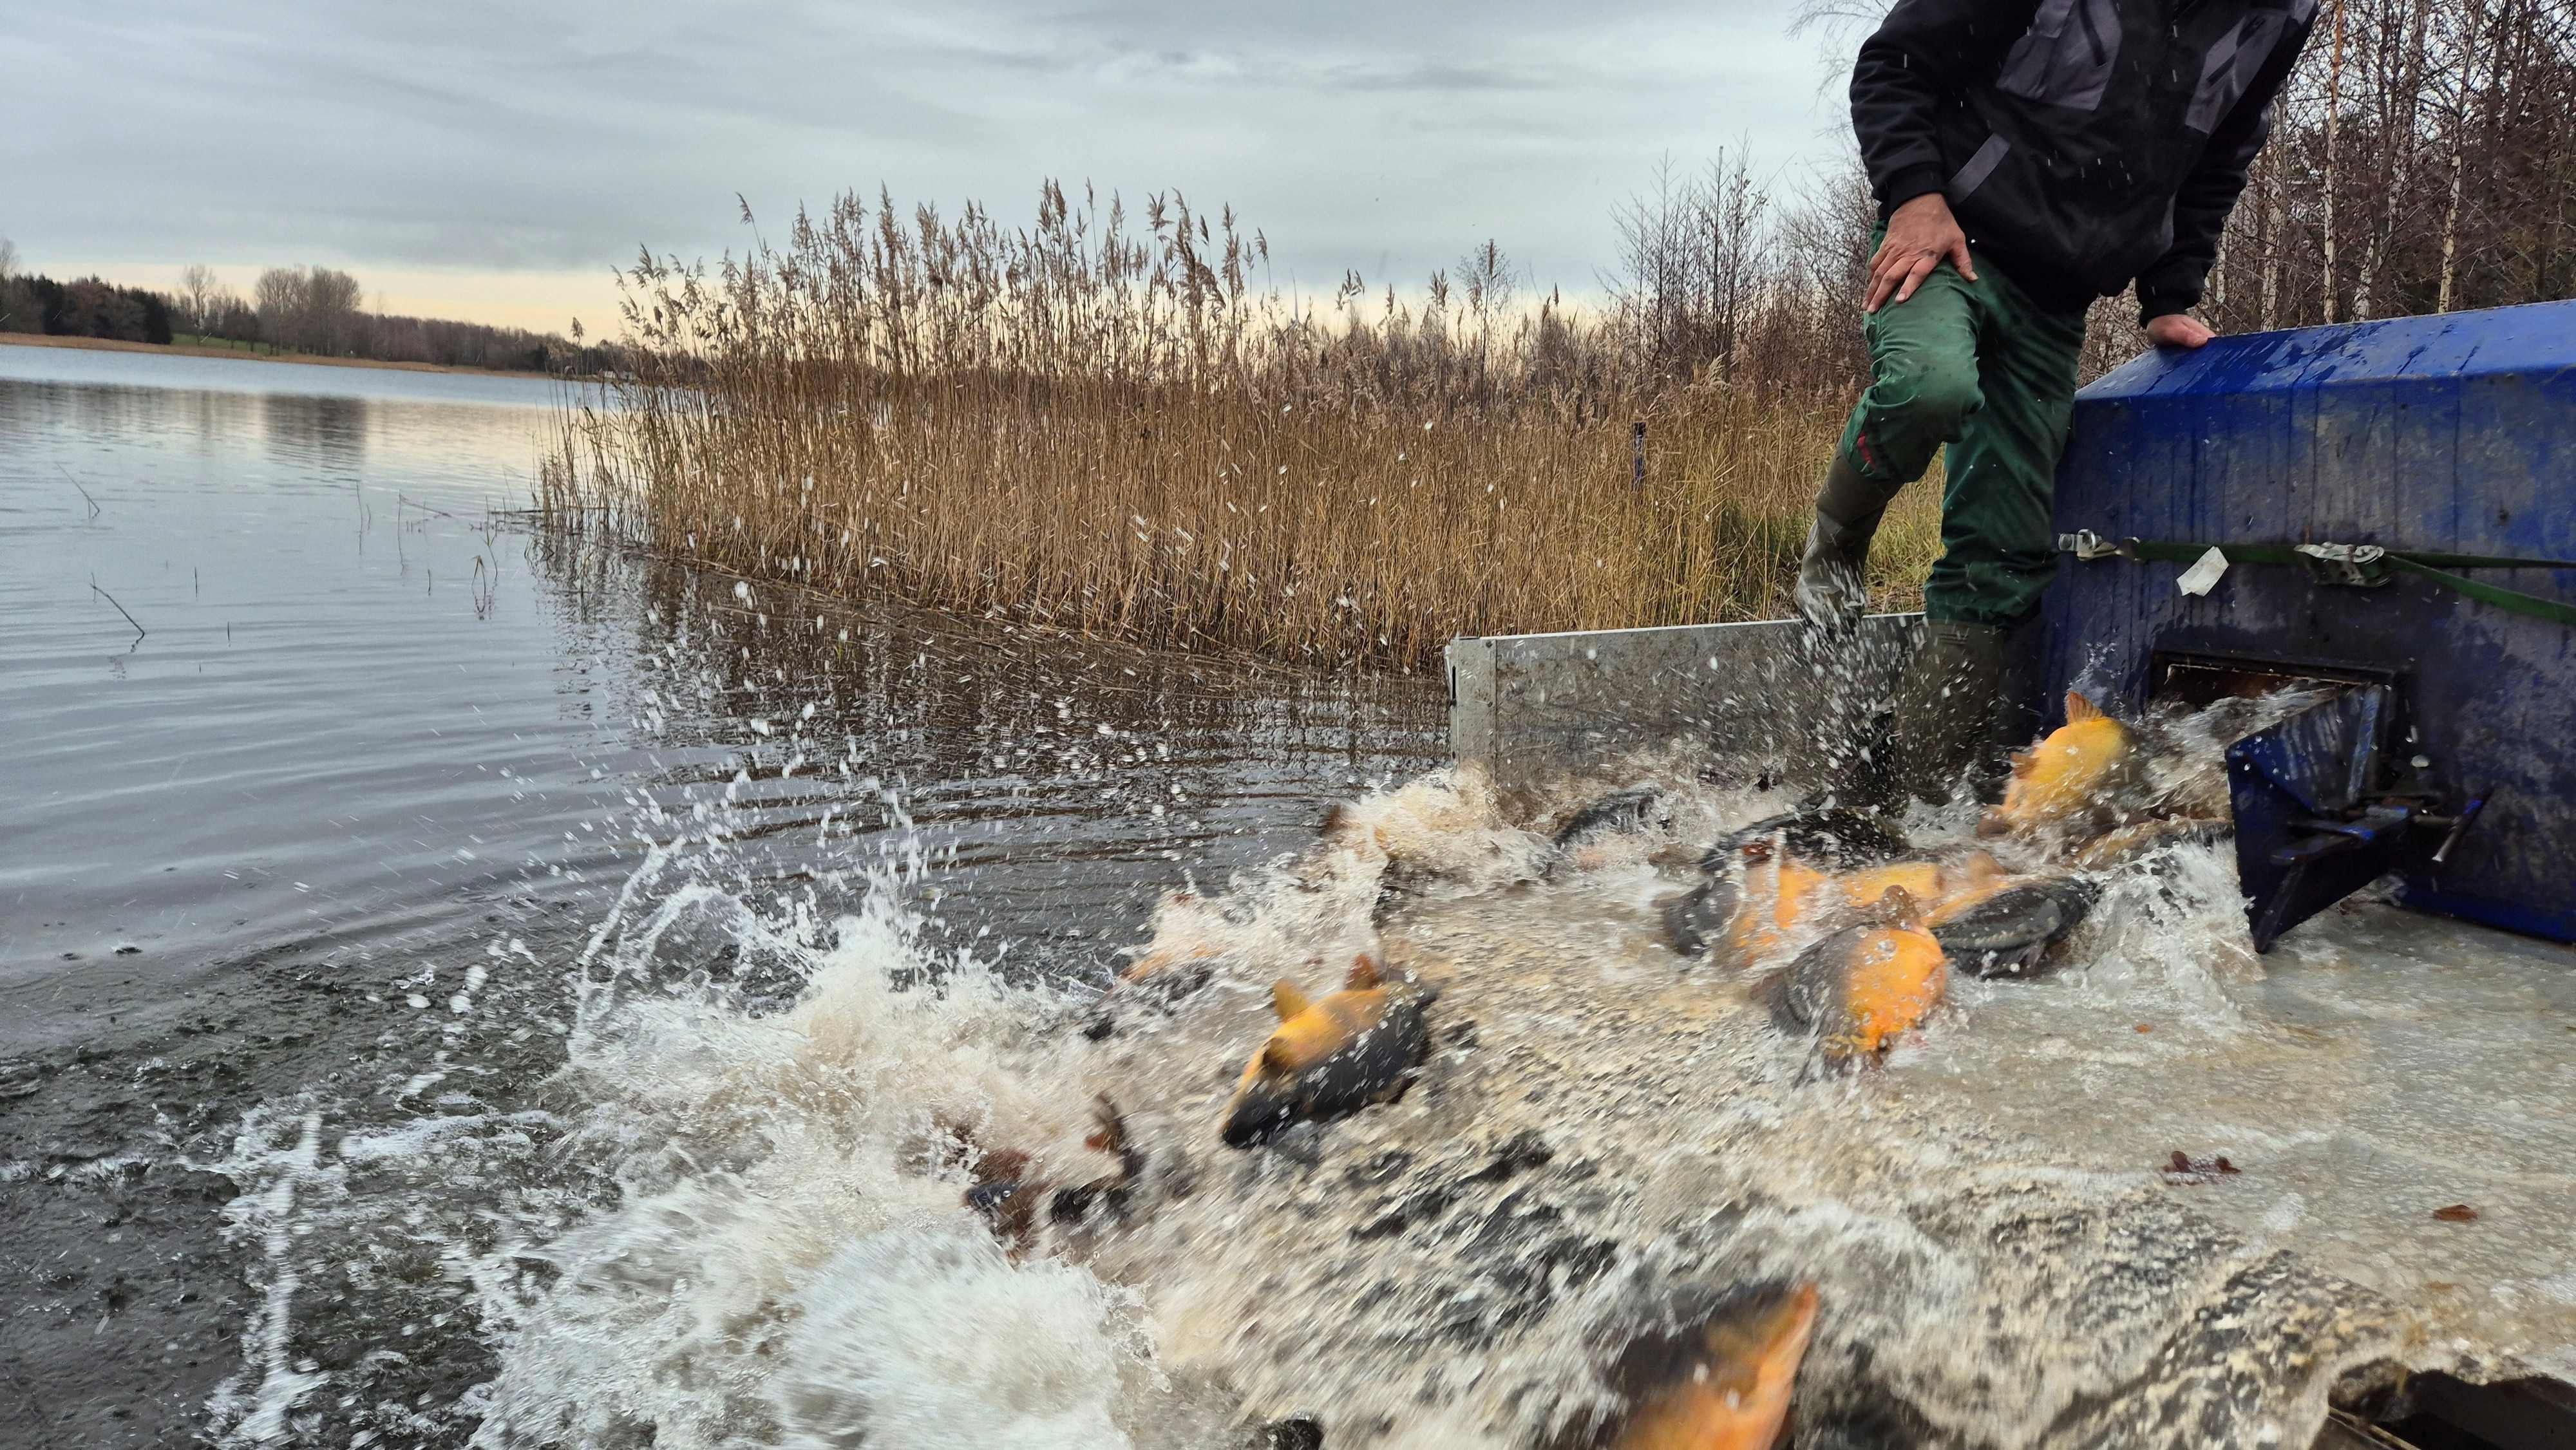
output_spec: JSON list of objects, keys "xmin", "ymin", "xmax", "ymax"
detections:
[{"xmin": 1797, "ymin": 0, "xmax": 2316, "ymax": 798}]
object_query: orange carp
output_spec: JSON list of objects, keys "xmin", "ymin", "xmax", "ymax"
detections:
[
  {"xmin": 1576, "ymin": 1279, "xmax": 1819, "ymax": 1450},
  {"xmin": 1766, "ymin": 890, "xmax": 1947, "ymax": 1066},
  {"xmin": 1725, "ymin": 851, "xmax": 1830, "ymax": 963},
  {"xmin": 1676, "ymin": 843, "xmax": 2003, "ymax": 968},
  {"xmin": 1662, "ymin": 809, "xmax": 1915, "ymax": 960},
  {"xmin": 1832, "ymin": 849, "xmax": 2004, "ymax": 918},
  {"xmin": 1982, "ymin": 692, "xmax": 2137, "ymax": 838},
  {"xmin": 1221, "ymin": 956, "xmax": 1433, "ymax": 1147},
  {"xmin": 1119, "ymin": 889, "xmax": 1227, "ymax": 986}
]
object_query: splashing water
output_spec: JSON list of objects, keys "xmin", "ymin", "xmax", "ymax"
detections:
[
  {"xmin": 768, "ymin": 1229, "xmax": 1151, "ymax": 1450},
  {"xmin": 200, "ymin": 699, "xmax": 2576, "ymax": 1449}
]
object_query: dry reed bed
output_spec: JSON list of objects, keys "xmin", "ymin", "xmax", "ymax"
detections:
[{"xmin": 540, "ymin": 185, "xmax": 1938, "ymax": 670}]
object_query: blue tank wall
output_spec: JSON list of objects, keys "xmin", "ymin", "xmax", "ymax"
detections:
[{"xmin": 2040, "ymin": 300, "xmax": 2576, "ymax": 943}]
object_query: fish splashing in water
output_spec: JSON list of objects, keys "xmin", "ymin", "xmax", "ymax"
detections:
[{"xmin": 316, "ymin": 737, "xmax": 2432, "ymax": 1450}]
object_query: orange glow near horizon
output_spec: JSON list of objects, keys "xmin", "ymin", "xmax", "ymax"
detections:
[{"xmin": 73, "ymin": 260, "xmax": 631, "ymax": 339}]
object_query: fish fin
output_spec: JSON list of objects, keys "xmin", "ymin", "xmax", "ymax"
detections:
[
  {"xmin": 1345, "ymin": 954, "xmax": 1382, "ymax": 990},
  {"xmin": 1757, "ymin": 966, "xmax": 1806, "ymax": 1033},
  {"xmin": 1258, "ymin": 1040, "xmax": 1294, "ymax": 1075},
  {"xmin": 2065, "ymin": 690, "xmax": 2103, "ymax": 723},
  {"xmin": 1875, "ymin": 885, "xmax": 1923, "ymax": 927},
  {"xmin": 1271, "ymin": 980, "xmax": 1311, "ymax": 1021}
]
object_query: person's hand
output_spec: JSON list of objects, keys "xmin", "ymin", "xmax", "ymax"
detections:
[
  {"xmin": 2145, "ymin": 313, "xmax": 2215, "ymax": 348},
  {"xmin": 1866, "ymin": 194, "xmax": 1976, "ymax": 312}
]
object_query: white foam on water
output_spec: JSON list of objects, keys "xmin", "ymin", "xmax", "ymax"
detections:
[
  {"xmin": 205, "ymin": 1110, "xmax": 337, "ymax": 1447},
  {"xmin": 768, "ymin": 1227, "xmax": 1146, "ymax": 1450},
  {"xmin": 2029, "ymin": 837, "xmax": 2262, "ymax": 1034},
  {"xmin": 440, "ymin": 830, "xmax": 1255, "ymax": 1450}
]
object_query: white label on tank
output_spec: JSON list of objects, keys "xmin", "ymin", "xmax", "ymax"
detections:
[{"xmin": 2177, "ymin": 547, "xmax": 2230, "ymax": 596}]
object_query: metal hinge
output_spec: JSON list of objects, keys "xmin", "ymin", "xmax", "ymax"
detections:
[
  {"xmin": 2294, "ymin": 541, "xmax": 2392, "ymax": 588},
  {"xmin": 2057, "ymin": 529, "xmax": 2135, "ymax": 561}
]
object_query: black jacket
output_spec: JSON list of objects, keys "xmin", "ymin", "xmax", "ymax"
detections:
[{"xmin": 1852, "ymin": 0, "xmax": 2315, "ymax": 321}]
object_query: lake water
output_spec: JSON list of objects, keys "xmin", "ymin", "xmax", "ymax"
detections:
[
  {"xmin": 0, "ymin": 343, "xmax": 1440, "ymax": 1445},
  {"xmin": 6, "ymin": 341, "xmax": 2570, "ymax": 1450}
]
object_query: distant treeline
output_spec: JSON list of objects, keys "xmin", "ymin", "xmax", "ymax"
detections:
[
  {"xmin": 0, "ymin": 271, "xmax": 178, "ymax": 345},
  {"xmin": 0, "ymin": 244, "xmax": 623, "ymax": 375}
]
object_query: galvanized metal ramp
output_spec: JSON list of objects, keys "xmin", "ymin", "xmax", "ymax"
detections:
[{"xmin": 1445, "ymin": 613, "xmax": 1920, "ymax": 800}]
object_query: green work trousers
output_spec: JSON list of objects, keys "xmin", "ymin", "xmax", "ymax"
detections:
[{"xmin": 1834, "ymin": 239, "xmax": 2090, "ymax": 628}]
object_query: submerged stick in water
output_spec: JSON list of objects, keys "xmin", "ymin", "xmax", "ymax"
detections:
[
  {"xmin": 90, "ymin": 576, "xmax": 147, "ymax": 644},
  {"xmin": 59, "ymin": 462, "xmax": 101, "ymax": 519}
]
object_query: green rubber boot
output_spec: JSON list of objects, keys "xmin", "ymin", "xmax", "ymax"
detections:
[
  {"xmin": 1891, "ymin": 618, "xmax": 2011, "ymax": 805},
  {"xmin": 1794, "ymin": 453, "xmax": 1906, "ymax": 632}
]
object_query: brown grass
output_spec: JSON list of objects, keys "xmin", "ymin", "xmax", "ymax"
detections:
[{"xmin": 540, "ymin": 184, "xmax": 1939, "ymax": 670}]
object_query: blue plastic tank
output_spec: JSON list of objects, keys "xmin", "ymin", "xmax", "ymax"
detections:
[{"xmin": 2040, "ymin": 300, "xmax": 2576, "ymax": 943}]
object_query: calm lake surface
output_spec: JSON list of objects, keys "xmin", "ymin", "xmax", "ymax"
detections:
[{"xmin": 0, "ymin": 343, "xmax": 1439, "ymax": 1444}]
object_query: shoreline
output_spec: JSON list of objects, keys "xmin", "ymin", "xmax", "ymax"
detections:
[{"xmin": 0, "ymin": 330, "xmax": 575, "ymax": 381}]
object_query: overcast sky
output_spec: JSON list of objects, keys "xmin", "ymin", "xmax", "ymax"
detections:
[{"xmin": 5, "ymin": 1, "xmax": 1864, "ymax": 334}]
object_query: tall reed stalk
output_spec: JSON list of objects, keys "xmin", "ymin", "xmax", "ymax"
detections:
[{"xmin": 541, "ymin": 184, "xmax": 1938, "ymax": 670}]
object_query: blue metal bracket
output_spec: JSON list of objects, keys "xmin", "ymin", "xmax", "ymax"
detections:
[{"xmin": 2227, "ymin": 686, "xmax": 2483, "ymax": 950}]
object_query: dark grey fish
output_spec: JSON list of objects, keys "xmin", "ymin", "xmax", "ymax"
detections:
[
  {"xmin": 1660, "ymin": 872, "xmax": 1743, "ymax": 958},
  {"xmin": 1932, "ymin": 878, "xmax": 2101, "ymax": 979},
  {"xmin": 1765, "ymin": 924, "xmax": 1864, "ymax": 1035},
  {"xmin": 1551, "ymin": 786, "xmax": 1672, "ymax": 849},
  {"xmin": 1703, "ymin": 807, "xmax": 1910, "ymax": 873}
]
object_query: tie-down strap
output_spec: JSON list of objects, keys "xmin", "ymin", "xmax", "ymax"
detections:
[{"xmin": 2056, "ymin": 531, "xmax": 2576, "ymax": 628}]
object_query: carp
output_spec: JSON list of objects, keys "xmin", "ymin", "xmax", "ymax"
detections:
[
  {"xmin": 961, "ymin": 1095, "xmax": 1144, "ymax": 1252},
  {"xmin": 1926, "ymin": 875, "xmax": 2101, "ymax": 979},
  {"xmin": 1765, "ymin": 889, "xmax": 1947, "ymax": 1066},
  {"xmin": 1831, "ymin": 849, "xmax": 2003, "ymax": 918},
  {"xmin": 1660, "ymin": 868, "xmax": 1741, "ymax": 957},
  {"xmin": 1724, "ymin": 807, "xmax": 1910, "ymax": 869},
  {"xmin": 1316, "ymin": 778, "xmax": 1527, "ymax": 925},
  {"xmin": 1726, "ymin": 850, "xmax": 1829, "ymax": 964},
  {"xmin": 1550, "ymin": 786, "xmax": 1679, "ymax": 876},
  {"xmin": 1120, "ymin": 889, "xmax": 1231, "ymax": 987},
  {"xmin": 1572, "ymin": 1279, "xmax": 1819, "ymax": 1450},
  {"xmin": 1662, "ymin": 808, "xmax": 1913, "ymax": 960},
  {"xmin": 1669, "ymin": 841, "xmax": 2001, "ymax": 965},
  {"xmin": 1088, "ymin": 894, "xmax": 1234, "ymax": 1039},
  {"xmin": 1222, "ymin": 956, "xmax": 1433, "ymax": 1147},
  {"xmin": 1662, "ymin": 849, "xmax": 1823, "ymax": 963},
  {"xmin": 1982, "ymin": 692, "xmax": 2137, "ymax": 838},
  {"xmin": 1122, "ymin": 937, "xmax": 1220, "ymax": 986},
  {"xmin": 1550, "ymin": 785, "xmax": 1672, "ymax": 850}
]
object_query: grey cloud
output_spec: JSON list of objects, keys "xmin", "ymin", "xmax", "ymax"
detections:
[
  {"xmin": 1316, "ymin": 61, "xmax": 1553, "ymax": 93},
  {"xmin": 6, "ymin": 0, "xmax": 1858, "ymax": 316}
]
